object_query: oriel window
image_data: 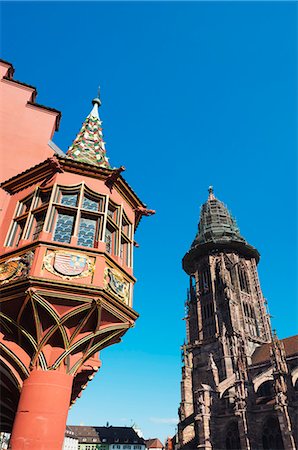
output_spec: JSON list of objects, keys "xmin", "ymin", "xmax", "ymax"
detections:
[{"xmin": 49, "ymin": 185, "xmax": 106, "ymax": 248}]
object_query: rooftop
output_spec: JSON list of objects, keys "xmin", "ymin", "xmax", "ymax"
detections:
[
  {"xmin": 67, "ymin": 425, "xmax": 145, "ymax": 445},
  {"xmin": 251, "ymin": 335, "xmax": 298, "ymax": 365}
]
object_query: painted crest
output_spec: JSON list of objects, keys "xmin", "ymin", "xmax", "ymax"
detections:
[
  {"xmin": 0, "ymin": 251, "xmax": 34, "ymax": 284},
  {"xmin": 0, "ymin": 260, "xmax": 19, "ymax": 282},
  {"xmin": 54, "ymin": 253, "xmax": 88, "ymax": 276},
  {"xmin": 104, "ymin": 267, "xmax": 130, "ymax": 304},
  {"xmin": 44, "ymin": 251, "xmax": 94, "ymax": 280}
]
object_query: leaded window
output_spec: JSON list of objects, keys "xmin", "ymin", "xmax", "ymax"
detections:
[
  {"xmin": 104, "ymin": 202, "xmax": 133, "ymax": 266},
  {"xmin": 50, "ymin": 185, "xmax": 106, "ymax": 248}
]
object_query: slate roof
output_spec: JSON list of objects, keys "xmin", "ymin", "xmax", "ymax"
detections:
[
  {"xmin": 251, "ymin": 335, "xmax": 298, "ymax": 365},
  {"xmin": 67, "ymin": 426, "xmax": 145, "ymax": 445}
]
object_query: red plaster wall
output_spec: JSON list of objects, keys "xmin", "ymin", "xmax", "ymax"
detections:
[{"xmin": 0, "ymin": 60, "xmax": 60, "ymax": 228}]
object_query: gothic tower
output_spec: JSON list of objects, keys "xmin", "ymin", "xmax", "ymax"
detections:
[{"xmin": 177, "ymin": 188, "xmax": 297, "ymax": 450}]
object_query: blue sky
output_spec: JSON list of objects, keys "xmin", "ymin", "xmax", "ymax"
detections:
[{"xmin": 1, "ymin": 1, "xmax": 297, "ymax": 442}]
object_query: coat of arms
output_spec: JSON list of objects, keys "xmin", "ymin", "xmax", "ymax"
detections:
[
  {"xmin": 104, "ymin": 267, "xmax": 130, "ymax": 304},
  {"xmin": 0, "ymin": 251, "xmax": 34, "ymax": 284},
  {"xmin": 44, "ymin": 251, "xmax": 94, "ymax": 280}
]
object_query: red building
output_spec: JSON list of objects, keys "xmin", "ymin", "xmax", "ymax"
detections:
[{"xmin": 0, "ymin": 59, "xmax": 154, "ymax": 449}]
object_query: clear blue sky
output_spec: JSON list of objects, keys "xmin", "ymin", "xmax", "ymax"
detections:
[{"xmin": 1, "ymin": 1, "xmax": 297, "ymax": 442}]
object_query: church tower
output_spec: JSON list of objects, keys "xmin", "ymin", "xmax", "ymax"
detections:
[{"xmin": 178, "ymin": 187, "xmax": 273, "ymax": 449}]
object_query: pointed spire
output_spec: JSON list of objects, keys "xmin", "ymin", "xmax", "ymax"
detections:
[
  {"xmin": 193, "ymin": 187, "xmax": 244, "ymax": 246},
  {"xmin": 66, "ymin": 90, "xmax": 111, "ymax": 168}
]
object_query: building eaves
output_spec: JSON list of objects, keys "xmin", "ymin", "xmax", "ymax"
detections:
[{"xmin": 1, "ymin": 63, "xmax": 61, "ymax": 131}]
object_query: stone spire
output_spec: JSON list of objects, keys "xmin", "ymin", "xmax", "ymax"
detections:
[
  {"xmin": 194, "ymin": 187, "xmax": 245, "ymax": 246},
  {"xmin": 66, "ymin": 91, "xmax": 111, "ymax": 168},
  {"xmin": 183, "ymin": 187, "xmax": 260, "ymax": 274}
]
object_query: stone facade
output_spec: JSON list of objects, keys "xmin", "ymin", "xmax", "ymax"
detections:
[{"xmin": 177, "ymin": 188, "xmax": 298, "ymax": 450}]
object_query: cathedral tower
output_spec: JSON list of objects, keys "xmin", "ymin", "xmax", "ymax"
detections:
[{"xmin": 178, "ymin": 188, "xmax": 297, "ymax": 450}]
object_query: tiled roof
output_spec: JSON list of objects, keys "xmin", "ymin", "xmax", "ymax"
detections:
[
  {"xmin": 67, "ymin": 426, "xmax": 100, "ymax": 443},
  {"xmin": 145, "ymin": 438, "xmax": 164, "ymax": 448},
  {"xmin": 66, "ymin": 98, "xmax": 110, "ymax": 168},
  {"xmin": 251, "ymin": 335, "xmax": 298, "ymax": 365}
]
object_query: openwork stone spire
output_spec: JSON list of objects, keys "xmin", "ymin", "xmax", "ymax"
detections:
[
  {"xmin": 66, "ymin": 93, "xmax": 111, "ymax": 168},
  {"xmin": 193, "ymin": 187, "xmax": 245, "ymax": 246}
]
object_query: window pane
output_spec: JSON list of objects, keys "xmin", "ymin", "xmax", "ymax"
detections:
[
  {"xmin": 105, "ymin": 228, "xmax": 112, "ymax": 254},
  {"xmin": 78, "ymin": 217, "xmax": 97, "ymax": 248},
  {"xmin": 82, "ymin": 196, "xmax": 100, "ymax": 212},
  {"xmin": 32, "ymin": 211, "xmax": 46, "ymax": 241},
  {"xmin": 8, "ymin": 219, "xmax": 26, "ymax": 246},
  {"xmin": 53, "ymin": 213, "xmax": 75, "ymax": 243},
  {"xmin": 38, "ymin": 190, "xmax": 51, "ymax": 206},
  {"xmin": 108, "ymin": 204, "xmax": 118, "ymax": 222},
  {"xmin": 19, "ymin": 197, "xmax": 33, "ymax": 216},
  {"xmin": 60, "ymin": 193, "xmax": 78, "ymax": 207}
]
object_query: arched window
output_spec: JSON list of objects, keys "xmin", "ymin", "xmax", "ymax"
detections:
[
  {"xmin": 262, "ymin": 417, "xmax": 284, "ymax": 449},
  {"xmin": 221, "ymin": 388, "xmax": 235, "ymax": 412},
  {"xmin": 239, "ymin": 265, "xmax": 250, "ymax": 293},
  {"xmin": 200, "ymin": 268, "xmax": 210, "ymax": 294},
  {"xmin": 256, "ymin": 381, "xmax": 274, "ymax": 400},
  {"xmin": 225, "ymin": 421, "xmax": 241, "ymax": 450}
]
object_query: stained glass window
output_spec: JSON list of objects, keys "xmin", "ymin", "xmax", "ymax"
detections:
[
  {"xmin": 53, "ymin": 213, "xmax": 74, "ymax": 243},
  {"xmin": 82, "ymin": 196, "xmax": 100, "ymax": 212},
  {"xmin": 77, "ymin": 217, "xmax": 97, "ymax": 247},
  {"xmin": 60, "ymin": 193, "xmax": 78, "ymax": 207}
]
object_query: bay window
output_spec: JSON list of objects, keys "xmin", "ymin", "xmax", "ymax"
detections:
[{"xmin": 6, "ymin": 183, "xmax": 134, "ymax": 267}]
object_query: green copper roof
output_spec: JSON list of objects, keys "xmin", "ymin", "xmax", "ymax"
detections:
[
  {"xmin": 192, "ymin": 186, "xmax": 245, "ymax": 247},
  {"xmin": 66, "ymin": 95, "xmax": 111, "ymax": 168}
]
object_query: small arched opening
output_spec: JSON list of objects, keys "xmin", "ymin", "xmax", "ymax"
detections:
[{"xmin": 256, "ymin": 380, "xmax": 275, "ymax": 405}]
